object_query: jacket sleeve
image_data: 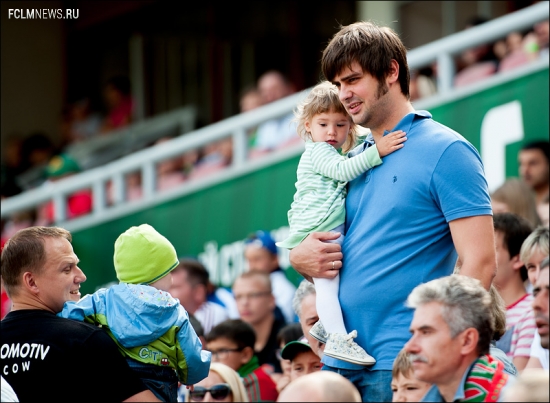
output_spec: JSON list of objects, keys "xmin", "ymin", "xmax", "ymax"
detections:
[
  {"xmin": 174, "ymin": 306, "xmax": 212, "ymax": 385},
  {"xmin": 58, "ymin": 290, "xmax": 109, "ymax": 327}
]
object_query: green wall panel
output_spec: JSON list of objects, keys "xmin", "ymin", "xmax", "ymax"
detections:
[{"xmin": 74, "ymin": 157, "xmax": 301, "ymax": 294}]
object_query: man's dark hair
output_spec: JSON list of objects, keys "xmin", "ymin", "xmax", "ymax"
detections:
[
  {"xmin": 174, "ymin": 258, "xmax": 209, "ymax": 287},
  {"xmin": 206, "ymin": 319, "xmax": 256, "ymax": 350},
  {"xmin": 493, "ymin": 213, "xmax": 534, "ymax": 281},
  {"xmin": 521, "ymin": 140, "xmax": 550, "ymax": 163},
  {"xmin": 321, "ymin": 21, "xmax": 410, "ymax": 99}
]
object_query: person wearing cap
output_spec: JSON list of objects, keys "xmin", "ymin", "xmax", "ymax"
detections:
[
  {"xmin": 59, "ymin": 223, "xmax": 211, "ymax": 402},
  {"xmin": 244, "ymin": 230, "xmax": 297, "ymax": 324},
  {"xmin": 280, "ymin": 337, "xmax": 323, "ymax": 381},
  {"xmin": 36, "ymin": 153, "xmax": 92, "ymax": 225}
]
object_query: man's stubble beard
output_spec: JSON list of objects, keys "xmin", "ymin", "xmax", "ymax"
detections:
[{"xmin": 353, "ymin": 81, "xmax": 390, "ymax": 129}]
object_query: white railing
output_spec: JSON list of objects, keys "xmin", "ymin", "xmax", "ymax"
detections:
[
  {"xmin": 407, "ymin": 1, "xmax": 549, "ymax": 94},
  {"xmin": 2, "ymin": 1, "xmax": 548, "ymax": 228},
  {"xmin": 14, "ymin": 105, "xmax": 198, "ymax": 191},
  {"xmin": 64, "ymin": 105, "xmax": 198, "ymax": 171}
]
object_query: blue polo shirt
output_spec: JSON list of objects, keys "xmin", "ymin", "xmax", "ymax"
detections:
[{"xmin": 322, "ymin": 111, "xmax": 492, "ymax": 371}]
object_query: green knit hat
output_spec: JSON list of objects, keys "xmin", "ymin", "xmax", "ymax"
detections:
[{"xmin": 114, "ymin": 224, "xmax": 179, "ymax": 285}]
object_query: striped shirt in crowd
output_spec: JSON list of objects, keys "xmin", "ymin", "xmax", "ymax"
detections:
[{"xmin": 500, "ymin": 293, "xmax": 537, "ymax": 359}]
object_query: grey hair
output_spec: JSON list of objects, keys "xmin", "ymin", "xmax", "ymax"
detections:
[
  {"xmin": 292, "ymin": 279, "xmax": 316, "ymax": 318},
  {"xmin": 406, "ymin": 275, "xmax": 494, "ymax": 355}
]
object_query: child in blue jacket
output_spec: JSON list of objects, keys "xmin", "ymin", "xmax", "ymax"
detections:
[{"xmin": 59, "ymin": 224, "xmax": 211, "ymax": 402}]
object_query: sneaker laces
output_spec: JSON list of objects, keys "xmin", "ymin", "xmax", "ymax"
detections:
[
  {"xmin": 344, "ymin": 330, "xmax": 369, "ymax": 356},
  {"xmin": 345, "ymin": 330, "xmax": 358, "ymax": 342}
]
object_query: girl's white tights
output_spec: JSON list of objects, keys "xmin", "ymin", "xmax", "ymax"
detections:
[
  {"xmin": 313, "ymin": 275, "xmax": 347, "ymax": 335},
  {"xmin": 312, "ymin": 223, "xmax": 347, "ymax": 335}
]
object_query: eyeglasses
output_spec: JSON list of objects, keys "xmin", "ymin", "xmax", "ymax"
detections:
[
  {"xmin": 210, "ymin": 348, "xmax": 242, "ymax": 360},
  {"xmin": 189, "ymin": 384, "xmax": 231, "ymax": 401},
  {"xmin": 234, "ymin": 291, "xmax": 271, "ymax": 301}
]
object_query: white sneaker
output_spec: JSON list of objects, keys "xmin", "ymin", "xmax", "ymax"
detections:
[
  {"xmin": 323, "ymin": 330, "xmax": 376, "ymax": 366},
  {"xmin": 309, "ymin": 321, "xmax": 328, "ymax": 344}
]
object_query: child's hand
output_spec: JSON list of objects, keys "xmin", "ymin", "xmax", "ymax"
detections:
[
  {"xmin": 377, "ymin": 130, "xmax": 407, "ymax": 157},
  {"xmin": 186, "ymin": 385, "xmax": 194, "ymax": 392}
]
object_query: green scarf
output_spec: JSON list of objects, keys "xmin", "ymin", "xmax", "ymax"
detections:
[{"xmin": 237, "ymin": 355, "xmax": 260, "ymax": 377}]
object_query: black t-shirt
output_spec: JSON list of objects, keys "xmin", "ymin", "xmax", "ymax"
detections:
[
  {"xmin": 256, "ymin": 315, "xmax": 286, "ymax": 373},
  {"xmin": 0, "ymin": 310, "xmax": 147, "ymax": 401}
]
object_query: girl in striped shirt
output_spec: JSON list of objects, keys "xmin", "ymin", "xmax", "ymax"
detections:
[{"xmin": 276, "ymin": 81, "xmax": 406, "ymax": 365}]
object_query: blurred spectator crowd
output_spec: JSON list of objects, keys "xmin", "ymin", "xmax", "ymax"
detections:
[
  {"xmin": 0, "ymin": 15, "xmax": 548, "ymax": 248},
  {"xmin": 409, "ymin": 17, "xmax": 549, "ymax": 100}
]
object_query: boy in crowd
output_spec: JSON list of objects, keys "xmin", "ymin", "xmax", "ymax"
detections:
[
  {"xmin": 390, "ymin": 348, "xmax": 431, "ymax": 402},
  {"xmin": 205, "ymin": 319, "xmax": 279, "ymax": 402},
  {"xmin": 280, "ymin": 337, "xmax": 323, "ymax": 381}
]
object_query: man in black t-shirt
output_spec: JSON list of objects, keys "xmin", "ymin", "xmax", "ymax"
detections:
[
  {"xmin": 0, "ymin": 226, "xmax": 159, "ymax": 402},
  {"xmin": 232, "ymin": 270, "xmax": 286, "ymax": 374}
]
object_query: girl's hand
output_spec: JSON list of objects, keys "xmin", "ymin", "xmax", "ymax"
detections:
[{"xmin": 377, "ymin": 130, "xmax": 407, "ymax": 157}]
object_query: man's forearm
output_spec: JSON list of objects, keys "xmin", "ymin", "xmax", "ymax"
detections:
[
  {"xmin": 458, "ymin": 259, "xmax": 496, "ymax": 290},
  {"xmin": 449, "ymin": 215, "xmax": 496, "ymax": 291}
]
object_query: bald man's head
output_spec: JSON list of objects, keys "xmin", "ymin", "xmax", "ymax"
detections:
[{"xmin": 277, "ymin": 371, "xmax": 361, "ymax": 402}]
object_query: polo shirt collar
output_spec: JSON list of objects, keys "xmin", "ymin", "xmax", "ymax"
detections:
[
  {"xmin": 383, "ymin": 110, "xmax": 432, "ymax": 136},
  {"xmin": 363, "ymin": 110, "xmax": 432, "ymax": 148}
]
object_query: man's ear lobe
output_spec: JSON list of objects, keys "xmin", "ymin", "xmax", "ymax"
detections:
[
  {"xmin": 461, "ymin": 328, "xmax": 479, "ymax": 355},
  {"xmin": 510, "ymin": 254, "xmax": 524, "ymax": 271},
  {"xmin": 193, "ymin": 284, "xmax": 207, "ymax": 301},
  {"xmin": 388, "ymin": 59, "xmax": 400, "ymax": 83},
  {"xmin": 22, "ymin": 271, "xmax": 39, "ymax": 294}
]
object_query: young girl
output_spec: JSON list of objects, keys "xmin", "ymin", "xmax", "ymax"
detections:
[{"xmin": 276, "ymin": 81, "xmax": 406, "ymax": 365}]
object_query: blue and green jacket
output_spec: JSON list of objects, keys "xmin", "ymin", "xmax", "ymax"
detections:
[{"xmin": 59, "ymin": 283, "xmax": 211, "ymax": 385}]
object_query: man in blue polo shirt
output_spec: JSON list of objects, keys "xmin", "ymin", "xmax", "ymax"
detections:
[{"xmin": 289, "ymin": 21, "xmax": 496, "ymax": 402}]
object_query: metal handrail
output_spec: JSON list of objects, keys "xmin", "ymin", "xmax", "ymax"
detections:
[{"xmin": 2, "ymin": 1, "xmax": 548, "ymax": 224}]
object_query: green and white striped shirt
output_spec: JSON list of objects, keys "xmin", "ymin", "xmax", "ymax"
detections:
[{"xmin": 276, "ymin": 140, "xmax": 382, "ymax": 249}]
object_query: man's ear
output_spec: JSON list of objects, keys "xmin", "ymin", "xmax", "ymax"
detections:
[
  {"xmin": 268, "ymin": 294, "xmax": 276, "ymax": 310},
  {"xmin": 22, "ymin": 271, "xmax": 39, "ymax": 294},
  {"xmin": 240, "ymin": 346, "xmax": 254, "ymax": 365},
  {"xmin": 510, "ymin": 254, "xmax": 524, "ymax": 271},
  {"xmin": 193, "ymin": 283, "xmax": 207, "ymax": 304},
  {"xmin": 387, "ymin": 59, "xmax": 400, "ymax": 84},
  {"xmin": 460, "ymin": 328, "xmax": 479, "ymax": 356}
]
